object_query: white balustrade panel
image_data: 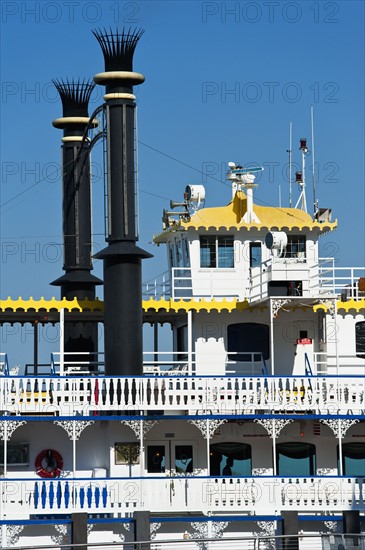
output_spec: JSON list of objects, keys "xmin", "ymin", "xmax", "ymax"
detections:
[
  {"xmin": 0, "ymin": 376, "xmax": 363, "ymax": 415},
  {"xmin": 1, "ymin": 477, "xmax": 363, "ymax": 518}
]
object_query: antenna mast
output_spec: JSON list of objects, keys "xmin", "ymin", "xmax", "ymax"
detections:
[
  {"xmin": 294, "ymin": 138, "xmax": 308, "ymax": 212},
  {"xmin": 311, "ymin": 106, "xmax": 318, "ymax": 217}
]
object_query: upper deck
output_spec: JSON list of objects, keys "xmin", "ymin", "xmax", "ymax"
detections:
[{"xmin": 143, "ymin": 259, "xmax": 365, "ymax": 303}]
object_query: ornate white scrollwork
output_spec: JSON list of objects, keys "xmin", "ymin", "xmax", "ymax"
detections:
[
  {"xmin": 54, "ymin": 420, "xmax": 94, "ymax": 440},
  {"xmin": 51, "ymin": 524, "xmax": 71, "ymax": 546},
  {"xmin": 252, "ymin": 467, "xmax": 272, "ymax": 475},
  {"xmin": 316, "ymin": 298, "xmax": 336, "ymax": 318},
  {"xmin": 271, "ymin": 298, "xmax": 291, "ymax": 318},
  {"xmin": 254, "ymin": 418, "xmax": 293, "ymax": 437},
  {"xmin": 6, "ymin": 525, "xmax": 24, "ymax": 546},
  {"xmin": 191, "ymin": 520, "xmax": 229, "ymax": 546},
  {"xmin": 0, "ymin": 420, "xmax": 26, "ymax": 441},
  {"xmin": 320, "ymin": 418, "xmax": 359, "ymax": 437},
  {"xmin": 122, "ymin": 419, "xmax": 158, "ymax": 439},
  {"xmin": 188, "ymin": 419, "xmax": 227, "ymax": 439},
  {"xmin": 256, "ymin": 520, "xmax": 276, "ymax": 549},
  {"xmin": 323, "ymin": 520, "xmax": 339, "ymax": 533},
  {"xmin": 316, "ymin": 467, "xmax": 336, "ymax": 476},
  {"xmin": 150, "ymin": 522, "xmax": 161, "ymax": 540},
  {"xmin": 116, "ymin": 521, "xmax": 132, "ymax": 542}
]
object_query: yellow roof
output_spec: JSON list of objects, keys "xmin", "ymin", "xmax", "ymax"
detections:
[
  {"xmin": 154, "ymin": 191, "xmax": 337, "ymax": 242},
  {"xmin": 185, "ymin": 191, "xmax": 336, "ymax": 231}
]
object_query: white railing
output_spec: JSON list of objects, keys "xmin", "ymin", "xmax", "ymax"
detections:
[
  {"xmin": 49, "ymin": 351, "xmax": 268, "ymax": 377},
  {"xmin": 51, "ymin": 352, "xmax": 104, "ymax": 375},
  {"xmin": 142, "ymin": 270, "xmax": 171, "ymax": 299},
  {"xmin": 1, "ymin": 375, "xmax": 363, "ymax": 416},
  {"xmin": 1, "ymin": 476, "xmax": 363, "ymax": 518},
  {"xmin": 318, "ymin": 259, "xmax": 365, "ymax": 299},
  {"xmin": 0, "ymin": 353, "xmax": 9, "ymax": 375},
  {"xmin": 142, "ymin": 261, "xmax": 365, "ymax": 301},
  {"xmin": 313, "ymin": 352, "xmax": 365, "ymax": 375}
]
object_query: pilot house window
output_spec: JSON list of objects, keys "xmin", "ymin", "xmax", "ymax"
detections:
[
  {"xmin": 286, "ymin": 235, "xmax": 306, "ymax": 259},
  {"xmin": 200, "ymin": 236, "xmax": 234, "ymax": 268}
]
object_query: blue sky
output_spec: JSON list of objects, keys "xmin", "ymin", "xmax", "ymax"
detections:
[{"xmin": 0, "ymin": 0, "xmax": 364, "ymax": 365}]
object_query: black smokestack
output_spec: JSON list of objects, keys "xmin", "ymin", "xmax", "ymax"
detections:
[
  {"xmin": 51, "ymin": 79, "xmax": 102, "ymax": 358},
  {"xmin": 93, "ymin": 28, "xmax": 152, "ymax": 376}
]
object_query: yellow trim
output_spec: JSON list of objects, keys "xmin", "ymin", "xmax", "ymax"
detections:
[
  {"xmin": 313, "ymin": 299, "xmax": 365, "ymax": 313},
  {"xmin": 0, "ymin": 297, "xmax": 104, "ymax": 312},
  {"xmin": 142, "ymin": 298, "xmax": 250, "ymax": 313},
  {"xmin": 0, "ymin": 297, "xmax": 250, "ymax": 314},
  {"xmin": 2, "ymin": 297, "xmax": 362, "ymax": 315}
]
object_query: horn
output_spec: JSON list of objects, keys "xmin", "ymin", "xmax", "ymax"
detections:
[{"xmin": 170, "ymin": 200, "xmax": 188, "ymax": 209}]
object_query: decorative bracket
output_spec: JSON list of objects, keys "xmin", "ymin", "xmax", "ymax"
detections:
[
  {"xmin": 320, "ymin": 418, "xmax": 359, "ymax": 437},
  {"xmin": 54, "ymin": 420, "xmax": 94, "ymax": 440},
  {"xmin": 122, "ymin": 420, "xmax": 158, "ymax": 439},
  {"xmin": 0, "ymin": 420, "xmax": 26, "ymax": 441},
  {"xmin": 254, "ymin": 418, "xmax": 293, "ymax": 437},
  {"xmin": 316, "ymin": 298, "xmax": 336, "ymax": 318},
  {"xmin": 271, "ymin": 298, "xmax": 291, "ymax": 318},
  {"xmin": 6, "ymin": 525, "xmax": 24, "ymax": 546},
  {"xmin": 150, "ymin": 522, "xmax": 161, "ymax": 540},
  {"xmin": 188, "ymin": 419, "xmax": 227, "ymax": 439}
]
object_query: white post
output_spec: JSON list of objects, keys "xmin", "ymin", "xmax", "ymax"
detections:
[
  {"xmin": 206, "ymin": 419, "xmax": 210, "ymax": 475},
  {"xmin": 187, "ymin": 310, "xmax": 193, "ymax": 376},
  {"xmin": 338, "ymin": 420, "xmax": 343, "ymax": 476},
  {"xmin": 272, "ymin": 420, "xmax": 277, "ymax": 476},
  {"xmin": 270, "ymin": 300, "xmax": 275, "ymax": 375},
  {"xmin": 140, "ymin": 420, "xmax": 144, "ymax": 506},
  {"xmin": 3, "ymin": 423, "xmax": 7, "ymax": 479},
  {"xmin": 72, "ymin": 423, "xmax": 76, "ymax": 478},
  {"xmin": 60, "ymin": 308, "xmax": 65, "ymax": 376},
  {"xmin": 334, "ymin": 301, "xmax": 339, "ymax": 376}
]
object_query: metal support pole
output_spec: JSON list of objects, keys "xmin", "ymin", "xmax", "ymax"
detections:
[
  {"xmin": 153, "ymin": 322, "xmax": 158, "ymax": 368},
  {"xmin": 270, "ymin": 300, "xmax": 275, "ymax": 375},
  {"xmin": 206, "ymin": 419, "xmax": 210, "ymax": 475},
  {"xmin": 33, "ymin": 320, "xmax": 38, "ymax": 375},
  {"xmin": 72, "ymin": 423, "xmax": 76, "ymax": 478},
  {"xmin": 272, "ymin": 419, "xmax": 277, "ymax": 476},
  {"xmin": 60, "ymin": 308, "xmax": 65, "ymax": 376},
  {"xmin": 188, "ymin": 310, "xmax": 193, "ymax": 375}
]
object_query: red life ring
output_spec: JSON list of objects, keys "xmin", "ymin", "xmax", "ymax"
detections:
[{"xmin": 35, "ymin": 449, "xmax": 63, "ymax": 478}]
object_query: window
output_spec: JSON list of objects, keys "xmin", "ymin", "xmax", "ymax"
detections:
[
  {"xmin": 169, "ymin": 245, "xmax": 174, "ymax": 268},
  {"xmin": 147, "ymin": 445, "xmax": 165, "ymax": 473},
  {"xmin": 210, "ymin": 443, "xmax": 251, "ymax": 476},
  {"xmin": 114, "ymin": 443, "xmax": 140, "ymax": 465},
  {"xmin": 0, "ymin": 442, "xmax": 29, "ymax": 466},
  {"xmin": 175, "ymin": 445, "xmax": 193, "ymax": 474},
  {"xmin": 286, "ymin": 235, "xmax": 306, "ymax": 259},
  {"xmin": 183, "ymin": 239, "xmax": 190, "ymax": 267},
  {"xmin": 355, "ymin": 321, "xmax": 365, "ymax": 358},
  {"xmin": 227, "ymin": 323, "xmax": 270, "ymax": 362},
  {"xmin": 200, "ymin": 236, "xmax": 234, "ymax": 268},
  {"xmin": 276, "ymin": 442, "xmax": 316, "ymax": 476},
  {"xmin": 339, "ymin": 443, "xmax": 365, "ymax": 476},
  {"xmin": 250, "ymin": 242, "xmax": 262, "ymax": 268},
  {"xmin": 176, "ymin": 241, "xmax": 183, "ymax": 267}
]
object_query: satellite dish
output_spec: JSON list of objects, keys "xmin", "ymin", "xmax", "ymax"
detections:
[{"xmin": 228, "ymin": 161, "xmax": 236, "ymax": 168}]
